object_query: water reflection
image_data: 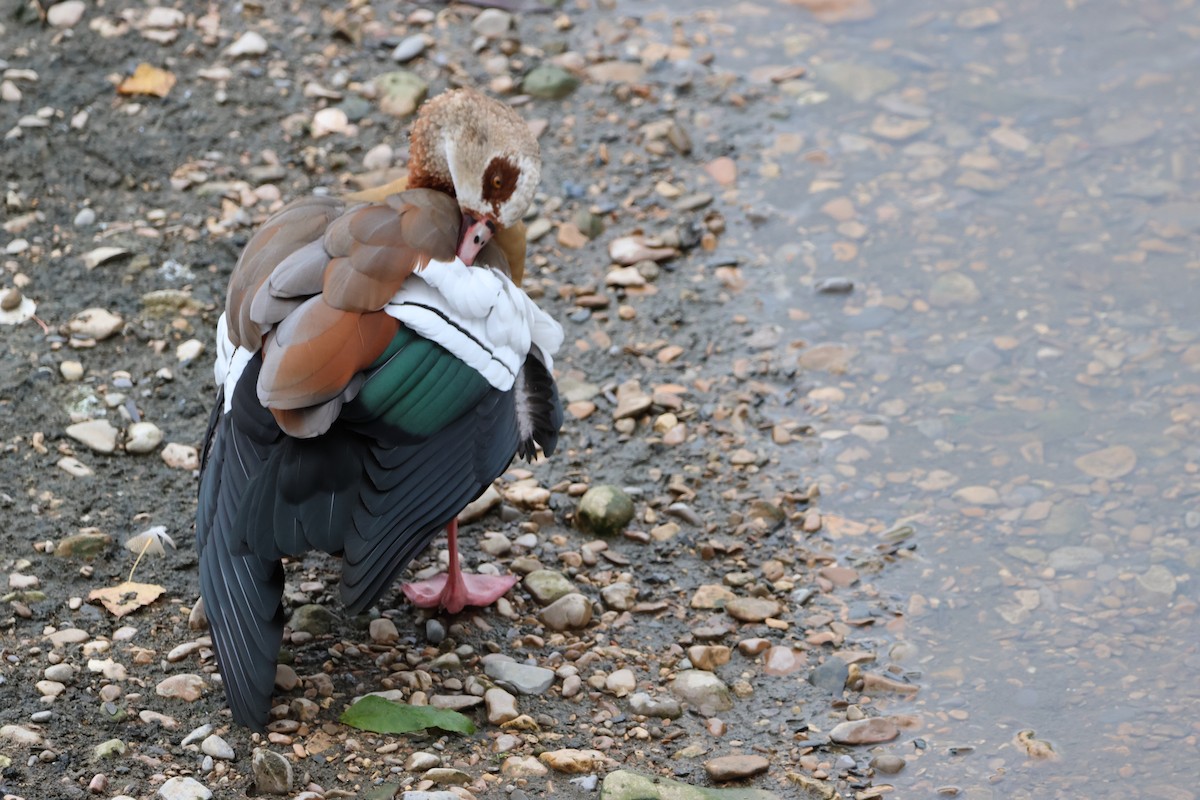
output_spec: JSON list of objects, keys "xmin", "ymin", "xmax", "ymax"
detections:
[{"xmin": 625, "ymin": 0, "xmax": 1200, "ymax": 794}]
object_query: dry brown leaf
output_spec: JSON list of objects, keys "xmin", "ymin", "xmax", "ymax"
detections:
[
  {"xmin": 118, "ymin": 63, "xmax": 177, "ymax": 98},
  {"xmin": 89, "ymin": 581, "xmax": 165, "ymax": 617}
]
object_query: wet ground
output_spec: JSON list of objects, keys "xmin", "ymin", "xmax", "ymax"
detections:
[{"xmin": 2, "ymin": 0, "xmax": 1198, "ymax": 798}]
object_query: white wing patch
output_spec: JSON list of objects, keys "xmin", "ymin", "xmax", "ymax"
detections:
[
  {"xmin": 213, "ymin": 313, "xmax": 253, "ymax": 413},
  {"xmin": 383, "ymin": 257, "xmax": 562, "ymax": 392}
]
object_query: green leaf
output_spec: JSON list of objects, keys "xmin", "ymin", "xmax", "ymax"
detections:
[{"xmin": 340, "ymin": 695, "xmax": 476, "ymax": 735}]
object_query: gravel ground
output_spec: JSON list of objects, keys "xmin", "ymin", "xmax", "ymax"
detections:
[{"xmin": 0, "ymin": 2, "xmax": 916, "ymax": 799}]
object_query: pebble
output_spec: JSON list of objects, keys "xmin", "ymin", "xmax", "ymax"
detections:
[
  {"xmin": 606, "ymin": 669, "xmax": 636, "ymax": 697},
  {"xmin": 377, "ymin": 70, "xmax": 428, "ymax": 117},
  {"xmin": 252, "ymin": 748, "xmax": 292, "ymax": 795},
  {"xmin": 93, "ymin": 739, "xmax": 126, "ymax": 759},
  {"xmin": 521, "ymin": 64, "xmax": 579, "ymax": 99},
  {"xmin": 576, "ymin": 485, "xmax": 635, "ymax": 536},
  {"xmin": 125, "ymin": 421, "xmax": 163, "ymax": 454},
  {"xmin": 158, "ymin": 776, "xmax": 212, "ymax": 800},
  {"xmin": 73, "ymin": 207, "xmax": 96, "ymax": 227},
  {"xmin": 600, "ymin": 582, "xmax": 638, "ymax": 611},
  {"xmin": 369, "ymin": 617, "xmax": 398, "ymax": 644},
  {"xmin": 704, "ymin": 157, "xmax": 738, "ymax": 187},
  {"xmin": 686, "ymin": 645, "xmax": 731, "ymax": 672},
  {"xmin": 362, "ymin": 143, "xmax": 393, "ymax": 172},
  {"xmin": 540, "ymin": 593, "xmax": 593, "ymax": 631},
  {"xmin": 392, "ymin": 34, "xmax": 428, "ymax": 63},
  {"xmin": 628, "ymin": 692, "xmax": 683, "ymax": 719},
  {"xmin": 829, "ymin": 717, "xmax": 900, "ymax": 745},
  {"xmin": 47, "ymin": 0, "xmax": 85, "ymax": 27},
  {"xmin": 405, "ymin": 751, "xmax": 441, "ymax": 772},
  {"xmin": 424, "ymin": 767, "xmax": 471, "ymax": 785},
  {"xmin": 561, "ymin": 674, "xmax": 582, "ymax": 698},
  {"xmin": 63, "ymin": 420, "xmax": 117, "ymax": 455},
  {"xmin": 523, "ymin": 569, "xmax": 575, "ymax": 605},
  {"xmin": 871, "ymin": 754, "xmax": 906, "ymax": 774},
  {"xmin": 762, "ymin": 646, "xmax": 806, "ymax": 676},
  {"xmin": 226, "ymin": 31, "xmax": 268, "ymax": 57},
  {"xmin": 485, "ymin": 687, "xmax": 519, "ymax": 725},
  {"xmin": 46, "ymin": 627, "xmax": 90, "ymax": 647},
  {"xmin": 725, "ymin": 597, "xmax": 782, "ymax": 623},
  {"xmin": 704, "ymin": 754, "xmax": 770, "ymax": 781},
  {"xmin": 0, "ymin": 724, "xmax": 44, "ymax": 746},
  {"xmin": 670, "ymin": 670, "xmax": 733, "ymax": 716},
  {"xmin": 155, "ymin": 674, "xmax": 206, "ymax": 702},
  {"xmin": 201, "ymin": 734, "xmax": 235, "ymax": 760},
  {"xmin": 44, "ymin": 663, "xmax": 74, "ymax": 683},
  {"xmin": 540, "ymin": 748, "xmax": 609, "ymax": 774},
  {"xmin": 161, "ymin": 442, "xmax": 200, "ymax": 470},
  {"xmin": 311, "ymin": 107, "xmax": 350, "ymax": 139},
  {"xmin": 810, "ymin": 660, "xmax": 849, "ymax": 693},
  {"xmin": 176, "ymin": 339, "xmax": 205, "ymax": 363},
  {"xmin": 502, "ymin": 756, "xmax": 549, "ymax": 778},
  {"xmin": 472, "ymin": 9, "xmax": 513, "ymax": 38},
  {"xmin": 485, "ymin": 661, "xmax": 555, "ymax": 695},
  {"xmin": 929, "ymin": 272, "xmax": 981, "ymax": 307}
]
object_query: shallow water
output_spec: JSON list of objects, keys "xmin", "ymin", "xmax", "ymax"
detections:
[{"xmin": 622, "ymin": 0, "xmax": 1200, "ymax": 795}]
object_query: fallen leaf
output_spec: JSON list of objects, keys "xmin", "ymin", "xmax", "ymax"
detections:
[
  {"xmin": 89, "ymin": 581, "xmax": 165, "ymax": 617},
  {"xmin": 340, "ymin": 695, "xmax": 475, "ymax": 735},
  {"xmin": 117, "ymin": 63, "xmax": 177, "ymax": 98}
]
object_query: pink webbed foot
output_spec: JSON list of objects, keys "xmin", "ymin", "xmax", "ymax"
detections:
[
  {"xmin": 401, "ymin": 519, "xmax": 517, "ymax": 613},
  {"xmin": 402, "ymin": 572, "xmax": 519, "ymax": 614}
]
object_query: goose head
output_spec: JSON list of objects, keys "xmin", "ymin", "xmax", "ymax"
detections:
[{"xmin": 407, "ymin": 87, "xmax": 541, "ymax": 266}]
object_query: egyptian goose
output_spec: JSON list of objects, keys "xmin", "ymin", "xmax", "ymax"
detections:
[{"xmin": 195, "ymin": 87, "xmax": 563, "ymax": 729}]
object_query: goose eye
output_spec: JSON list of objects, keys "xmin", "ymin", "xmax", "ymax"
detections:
[{"xmin": 492, "ymin": 174, "xmax": 504, "ymax": 190}]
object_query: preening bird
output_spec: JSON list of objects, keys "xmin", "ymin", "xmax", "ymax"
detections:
[{"xmin": 195, "ymin": 87, "xmax": 563, "ymax": 729}]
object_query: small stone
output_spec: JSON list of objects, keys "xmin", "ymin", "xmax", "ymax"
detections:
[
  {"xmin": 691, "ymin": 584, "xmax": 736, "ymax": 609},
  {"xmin": 605, "ymin": 668, "xmax": 636, "ymax": 697},
  {"xmin": 311, "ymin": 107, "xmax": 350, "ymax": 139},
  {"xmin": 0, "ymin": 724, "xmax": 44, "ymax": 746},
  {"xmin": 391, "ymin": 34, "xmax": 428, "ymax": 63},
  {"xmin": 929, "ymin": 272, "xmax": 981, "ymax": 307},
  {"xmin": 68, "ymin": 307, "xmax": 124, "ymax": 340},
  {"xmin": 55, "ymin": 532, "xmax": 112, "ymax": 558},
  {"xmin": 58, "ymin": 456, "xmax": 93, "ymax": 477},
  {"xmin": 74, "ymin": 208, "xmax": 96, "ymax": 227},
  {"xmin": 226, "ymin": 31, "xmax": 268, "ymax": 57},
  {"xmin": 526, "ymin": 218, "xmax": 552, "ymax": 241},
  {"xmin": 155, "ymin": 674, "xmax": 207, "ymax": 702},
  {"xmin": 600, "ymin": 582, "xmax": 637, "ymax": 611},
  {"xmin": 540, "ymin": 593, "xmax": 593, "ymax": 631},
  {"xmin": 540, "ymin": 748, "xmax": 610, "ymax": 774},
  {"xmin": 523, "ymin": 570, "xmax": 575, "ymax": 605},
  {"xmin": 44, "ymin": 663, "xmax": 74, "ymax": 683},
  {"xmin": 472, "ymin": 8, "xmax": 513, "ymax": 38},
  {"xmin": 377, "ymin": 70, "xmax": 428, "ymax": 118},
  {"xmin": 1048, "ymin": 546, "xmax": 1104, "ymax": 572},
  {"xmin": 66, "ymin": 419, "xmax": 119, "ymax": 454},
  {"xmin": 290, "ymin": 604, "xmax": 335, "ymax": 636},
  {"xmin": 704, "ymin": 157, "xmax": 737, "ymax": 187},
  {"xmin": 725, "ymin": 597, "xmax": 783, "ymax": 623},
  {"xmin": 561, "ymin": 674, "xmax": 582, "ymax": 698},
  {"xmin": 201, "ymin": 734, "xmax": 235, "ymax": 760},
  {"xmin": 576, "ymin": 485, "xmax": 634, "ymax": 537},
  {"xmin": 485, "ymin": 661, "xmax": 556, "ymax": 695},
  {"xmin": 93, "ymin": 739, "xmax": 127, "ymax": 760},
  {"xmin": 502, "ymin": 756, "xmax": 549, "ymax": 778},
  {"xmin": 161, "ymin": 443, "xmax": 200, "ymax": 470},
  {"xmin": 1074, "ymin": 445, "xmax": 1137, "ymax": 480},
  {"xmin": 47, "ymin": 0, "xmax": 85, "ymax": 27},
  {"xmin": 405, "ymin": 751, "xmax": 441, "ymax": 772},
  {"xmin": 369, "ymin": 618, "xmax": 398, "ymax": 644},
  {"xmin": 252, "ymin": 749, "xmax": 293, "ymax": 795},
  {"xmin": 485, "ymin": 687, "xmax": 519, "ymax": 725},
  {"xmin": 37, "ymin": 680, "xmax": 66, "ymax": 697},
  {"xmin": 829, "ymin": 717, "xmax": 899, "ymax": 745},
  {"xmin": 424, "ymin": 768, "xmax": 471, "ymax": 785},
  {"xmin": 158, "ymin": 776, "xmax": 212, "ymax": 800},
  {"xmin": 125, "ymin": 422, "xmax": 163, "ymax": 454},
  {"xmin": 60, "ymin": 360, "xmax": 84, "ymax": 381},
  {"xmin": 686, "ymin": 645, "xmax": 731, "ymax": 672},
  {"xmin": 362, "ymin": 143, "xmax": 394, "ymax": 171},
  {"xmin": 953, "ymin": 485, "xmax": 1000, "ymax": 505},
  {"xmin": 762, "ymin": 646, "xmax": 806, "ymax": 676},
  {"xmin": 521, "ymin": 64, "xmax": 580, "ymax": 99},
  {"xmin": 871, "ymin": 754, "xmax": 906, "ymax": 774},
  {"xmin": 670, "ymin": 670, "xmax": 733, "ymax": 716},
  {"xmin": 556, "ymin": 222, "xmax": 589, "ymax": 249},
  {"xmin": 608, "ymin": 235, "xmax": 677, "ymax": 265},
  {"xmin": 810, "ymin": 660, "xmax": 850, "ymax": 693},
  {"xmin": 704, "ymin": 754, "xmax": 770, "ymax": 781},
  {"xmin": 46, "ymin": 627, "xmax": 91, "ymax": 647},
  {"xmin": 628, "ymin": 692, "xmax": 683, "ymax": 719},
  {"xmin": 176, "ymin": 339, "xmax": 205, "ymax": 363},
  {"xmin": 612, "ymin": 381, "xmax": 653, "ymax": 420},
  {"xmin": 586, "ymin": 61, "xmax": 646, "ymax": 84}
]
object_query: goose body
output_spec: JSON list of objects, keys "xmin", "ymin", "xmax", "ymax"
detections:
[{"xmin": 195, "ymin": 89, "xmax": 562, "ymax": 728}]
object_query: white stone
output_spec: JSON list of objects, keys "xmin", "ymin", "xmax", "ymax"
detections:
[
  {"xmin": 226, "ymin": 31, "xmax": 268, "ymax": 57},
  {"xmin": 66, "ymin": 419, "xmax": 119, "ymax": 453},
  {"xmin": 47, "ymin": 0, "xmax": 85, "ymax": 27},
  {"xmin": 159, "ymin": 776, "xmax": 212, "ymax": 800},
  {"xmin": 125, "ymin": 422, "xmax": 163, "ymax": 454}
]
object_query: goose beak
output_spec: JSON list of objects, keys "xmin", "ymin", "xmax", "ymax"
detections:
[{"xmin": 457, "ymin": 212, "xmax": 495, "ymax": 266}]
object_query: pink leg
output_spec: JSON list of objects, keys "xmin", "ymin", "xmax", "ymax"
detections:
[{"xmin": 401, "ymin": 519, "xmax": 518, "ymax": 613}]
